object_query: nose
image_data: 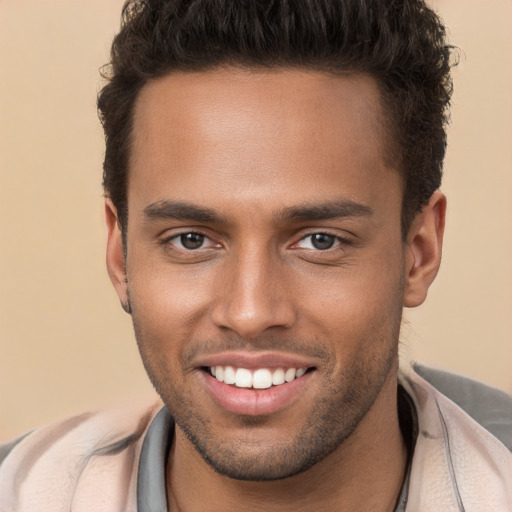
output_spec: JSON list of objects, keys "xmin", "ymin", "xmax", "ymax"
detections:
[{"xmin": 211, "ymin": 244, "xmax": 297, "ymax": 339}]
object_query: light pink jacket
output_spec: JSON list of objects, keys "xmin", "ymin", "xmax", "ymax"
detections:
[{"xmin": 1, "ymin": 370, "xmax": 511, "ymax": 511}]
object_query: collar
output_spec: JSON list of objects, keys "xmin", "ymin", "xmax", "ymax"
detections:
[{"xmin": 136, "ymin": 387, "xmax": 418, "ymax": 512}]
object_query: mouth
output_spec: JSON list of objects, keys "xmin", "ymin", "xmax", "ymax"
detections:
[
  {"xmin": 199, "ymin": 360, "xmax": 317, "ymax": 416},
  {"xmin": 204, "ymin": 365, "xmax": 312, "ymax": 389}
]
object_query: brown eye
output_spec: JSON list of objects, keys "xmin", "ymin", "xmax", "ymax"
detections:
[
  {"xmin": 295, "ymin": 233, "xmax": 340, "ymax": 251},
  {"xmin": 164, "ymin": 231, "xmax": 222, "ymax": 254},
  {"xmin": 310, "ymin": 233, "xmax": 336, "ymax": 250},
  {"xmin": 178, "ymin": 233, "xmax": 205, "ymax": 249}
]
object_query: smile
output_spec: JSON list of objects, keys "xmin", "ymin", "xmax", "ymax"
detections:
[
  {"xmin": 201, "ymin": 362, "xmax": 316, "ymax": 416},
  {"xmin": 209, "ymin": 366, "xmax": 308, "ymax": 389}
]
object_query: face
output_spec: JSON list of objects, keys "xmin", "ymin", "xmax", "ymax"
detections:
[{"xmin": 107, "ymin": 69, "xmax": 418, "ymax": 480}]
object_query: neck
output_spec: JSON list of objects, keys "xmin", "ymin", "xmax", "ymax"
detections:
[{"xmin": 167, "ymin": 371, "xmax": 407, "ymax": 512}]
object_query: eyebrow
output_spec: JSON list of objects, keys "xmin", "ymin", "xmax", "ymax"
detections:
[
  {"xmin": 278, "ymin": 199, "xmax": 374, "ymax": 223},
  {"xmin": 143, "ymin": 200, "xmax": 227, "ymax": 224},
  {"xmin": 143, "ymin": 198, "xmax": 373, "ymax": 224}
]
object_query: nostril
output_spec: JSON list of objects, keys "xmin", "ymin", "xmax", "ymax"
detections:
[{"xmin": 211, "ymin": 300, "xmax": 297, "ymax": 339}]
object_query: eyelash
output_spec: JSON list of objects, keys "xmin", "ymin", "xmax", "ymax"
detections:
[
  {"xmin": 161, "ymin": 231, "xmax": 219, "ymax": 252},
  {"xmin": 160, "ymin": 230, "xmax": 352, "ymax": 253},
  {"xmin": 294, "ymin": 232, "xmax": 352, "ymax": 251}
]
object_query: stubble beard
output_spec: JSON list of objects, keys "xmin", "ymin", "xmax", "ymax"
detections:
[
  {"xmin": 178, "ymin": 346, "xmax": 397, "ymax": 482},
  {"xmin": 132, "ymin": 312, "xmax": 401, "ymax": 482}
]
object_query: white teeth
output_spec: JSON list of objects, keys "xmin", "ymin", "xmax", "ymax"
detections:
[
  {"xmin": 296, "ymin": 368, "xmax": 306, "ymax": 378},
  {"xmin": 209, "ymin": 365, "xmax": 309, "ymax": 388},
  {"xmin": 235, "ymin": 368, "xmax": 253, "ymax": 388},
  {"xmin": 272, "ymin": 368, "xmax": 285, "ymax": 385},
  {"xmin": 223, "ymin": 366, "xmax": 236, "ymax": 385},
  {"xmin": 252, "ymin": 369, "xmax": 273, "ymax": 389},
  {"xmin": 284, "ymin": 368, "xmax": 297, "ymax": 382}
]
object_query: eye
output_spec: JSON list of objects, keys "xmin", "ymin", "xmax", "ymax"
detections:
[
  {"xmin": 168, "ymin": 232, "xmax": 218, "ymax": 250},
  {"xmin": 297, "ymin": 233, "xmax": 340, "ymax": 250}
]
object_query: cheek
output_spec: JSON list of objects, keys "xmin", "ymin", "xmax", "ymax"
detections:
[
  {"xmin": 297, "ymin": 251, "xmax": 405, "ymax": 349},
  {"xmin": 127, "ymin": 260, "xmax": 215, "ymax": 349},
  {"xmin": 127, "ymin": 272, "xmax": 209, "ymax": 393}
]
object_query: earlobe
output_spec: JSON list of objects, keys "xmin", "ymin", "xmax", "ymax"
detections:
[
  {"xmin": 105, "ymin": 198, "xmax": 131, "ymax": 314},
  {"xmin": 403, "ymin": 190, "xmax": 446, "ymax": 308}
]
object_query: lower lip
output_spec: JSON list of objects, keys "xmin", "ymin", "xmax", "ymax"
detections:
[{"xmin": 201, "ymin": 370, "xmax": 313, "ymax": 416}]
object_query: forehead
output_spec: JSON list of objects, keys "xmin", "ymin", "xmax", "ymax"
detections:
[{"xmin": 129, "ymin": 68, "xmax": 400, "ymax": 215}]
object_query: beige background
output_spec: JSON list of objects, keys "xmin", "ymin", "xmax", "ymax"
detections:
[{"xmin": 1, "ymin": 0, "xmax": 511, "ymax": 441}]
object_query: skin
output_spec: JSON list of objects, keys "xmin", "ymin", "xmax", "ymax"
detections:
[{"xmin": 106, "ymin": 69, "xmax": 446, "ymax": 511}]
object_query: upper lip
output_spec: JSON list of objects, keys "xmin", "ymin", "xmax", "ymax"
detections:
[{"xmin": 195, "ymin": 351, "xmax": 318, "ymax": 370}]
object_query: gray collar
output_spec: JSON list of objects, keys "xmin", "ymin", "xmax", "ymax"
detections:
[
  {"xmin": 137, "ymin": 406, "xmax": 173, "ymax": 512},
  {"xmin": 136, "ymin": 393, "xmax": 417, "ymax": 512}
]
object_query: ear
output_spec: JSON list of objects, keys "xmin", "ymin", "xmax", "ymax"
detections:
[
  {"xmin": 105, "ymin": 198, "xmax": 131, "ymax": 314},
  {"xmin": 403, "ymin": 190, "xmax": 446, "ymax": 308}
]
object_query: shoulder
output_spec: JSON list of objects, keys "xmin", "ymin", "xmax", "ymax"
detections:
[
  {"xmin": 0, "ymin": 398, "xmax": 162, "ymax": 512},
  {"xmin": 412, "ymin": 363, "xmax": 512, "ymax": 451},
  {"xmin": 400, "ymin": 364, "xmax": 512, "ymax": 511}
]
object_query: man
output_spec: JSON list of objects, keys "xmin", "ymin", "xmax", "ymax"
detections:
[{"xmin": 1, "ymin": 0, "xmax": 511, "ymax": 510}]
